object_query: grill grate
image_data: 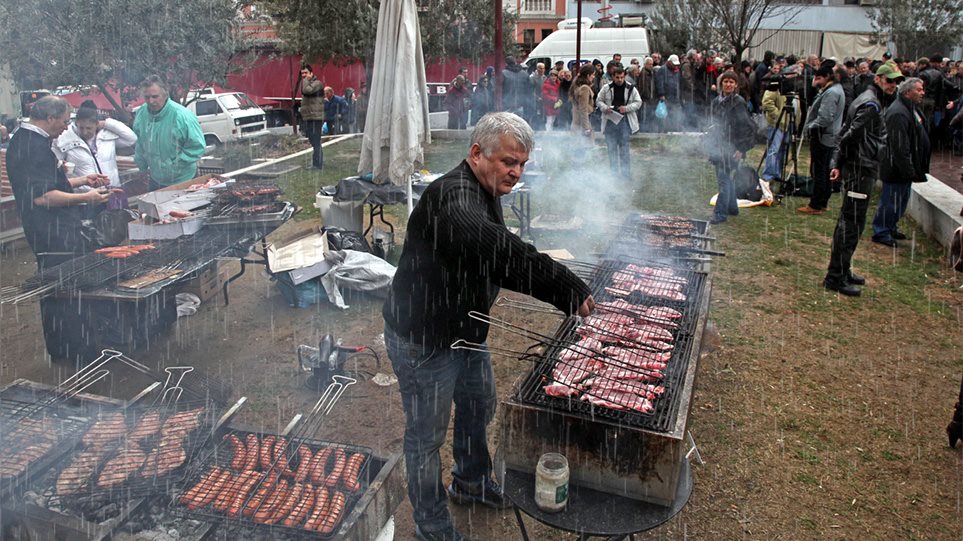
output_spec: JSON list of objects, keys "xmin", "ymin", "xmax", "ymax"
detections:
[
  {"xmin": 172, "ymin": 429, "xmax": 374, "ymax": 539},
  {"xmin": 515, "ymin": 256, "xmax": 708, "ymax": 433}
]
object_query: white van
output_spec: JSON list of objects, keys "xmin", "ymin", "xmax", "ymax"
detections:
[
  {"xmin": 526, "ymin": 28, "xmax": 651, "ymax": 72},
  {"xmin": 186, "ymin": 90, "xmax": 270, "ymax": 145}
]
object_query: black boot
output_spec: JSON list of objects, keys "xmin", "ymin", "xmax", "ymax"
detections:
[{"xmin": 947, "ymin": 401, "xmax": 962, "ymax": 448}]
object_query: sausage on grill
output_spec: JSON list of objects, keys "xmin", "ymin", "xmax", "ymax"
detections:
[
  {"xmin": 227, "ymin": 471, "xmax": 264, "ymax": 518},
  {"xmin": 253, "ymin": 478, "xmax": 289, "ymax": 523},
  {"xmin": 324, "ymin": 448, "xmax": 346, "ymax": 488},
  {"xmin": 243, "ymin": 434, "xmax": 260, "ymax": 471},
  {"xmin": 293, "ymin": 445, "xmax": 314, "ymax": 483},
  {"xmin": 269, "ymin": 481, "xmax": 304, "ymax": 524},
  {"xmin": 224, "ymin": 434, "xmax": 246, "ymax": 470},
  {"xmin": 282, "ymin": 483, "xmax": 315, "ymax": 527},
  {"xmin": 341, "ymin": 452, "xmax": 366, "ymax": 492},
  {"xmin": 179, "ymin": 467, "xmax": 221, "ymax": 507},
  {"xmin": 317, "ymin": 490, "xmax": 347, "ymax": 534},
  {"xmin": 243, "ymin": 471, "xmax": 279, "ymax": 517},
  {"xmin": 308, "ymin": 447, "xmax": 332, "ymax": 485},
  {"xmin": 272, "ymin": 437, "xmax": 296, "ymax": 477},
  {"xmin": 303, "ymin": 485, "xmax": 330, "ymax": 530},
  {"xmin": 212, "ymin": 471, "xmax": 243, "ymax": 512},
  {"xmin": 259, "ymin": 436, "xmax": 276, "ymax": 471}
]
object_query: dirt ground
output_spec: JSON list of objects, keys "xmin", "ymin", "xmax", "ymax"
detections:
[{"xmin": 1, "ymin": 135, "xmax": 962, "ymax": 540}]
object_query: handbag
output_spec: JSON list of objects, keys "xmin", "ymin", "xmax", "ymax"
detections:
[
  {"xmin": 655, "ymin": 101, "xmax": 668, "ymax": 119},
  {"xmin": 553, "ymin": 99, "xmax": 563, "ymax": 110}
]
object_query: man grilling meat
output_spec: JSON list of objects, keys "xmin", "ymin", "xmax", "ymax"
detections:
[{"xmin": 383, "ymin": 112, "xmax": 595, "ymax": 541}]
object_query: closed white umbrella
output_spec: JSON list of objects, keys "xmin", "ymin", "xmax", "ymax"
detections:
[{"xmin": 358, "ymin": 0, "xmax": 431, "ymax": 215}]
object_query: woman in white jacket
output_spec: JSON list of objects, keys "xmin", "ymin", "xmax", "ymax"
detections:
[{"xmin": 55, "ymin": 100, "xmax": 137, "ymax": 189}]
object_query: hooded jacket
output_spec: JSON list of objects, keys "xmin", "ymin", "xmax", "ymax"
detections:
[
  {"xmin": 830, "ymin": 84, "xmax": 888, "ymax": 171},
  {"xmin": 55, "ymin": 118, "xmax": 137, "ymax": 187},
  {"xmin": 880, "ymin": 94, "xmax": 930, "ymax": 183},
  {"xmin": 133, "ymin": 99, "xmax": 205, "ymax": 186}
]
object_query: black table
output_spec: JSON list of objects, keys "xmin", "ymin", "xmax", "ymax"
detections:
[{"xmin": 503, "ymin": 459, "xmax": 692, "ymax": 540}]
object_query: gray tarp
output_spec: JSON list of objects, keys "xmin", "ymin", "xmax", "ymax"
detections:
[{"xmin": 358, "ymin": 0, "xmax": 431, "ymax": 190}]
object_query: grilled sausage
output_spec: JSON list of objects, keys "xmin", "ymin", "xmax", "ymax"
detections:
[
  {"xmin": 227, "ymin": 471, "xmax": 263, "ymax": 518},
  {"xmin": 272, "ymin": 437, "xmax": 297, "ymax": 477},
  {"xmin": 317, "ymin": 490, "xmax": 346, "ymax": 534},
  {"xmin": 341, "ymin": 452, "xmax": 366, "ymax": 492},
  {"xmin": 211, "ymin": 471, "xmax": 241, "ymax": 512},
  {"xmin": 259, "ymin": 436, "xmax": 276, "ymax": 471},
  {"xmin": 282, "ymin": 483, "xmax": 315, "ymax": 527},
  {"xmin": 293, "ymin": 445, "xmax": 314, "ymax": 483},
  {"xmin": 253, "ymin": 478, "xmax": 289, "ymax": 523},
  {"xmin": 243, "ymin": 434, "xmax": 260, "ymax": 472},
  {"xmin": 303, "ymin": 485, "xmax": 330, "ymax": 530},
  {"xmin": 269, "ymin": 481, "xmax": 304, "ymax": 524},
  {"xmin": 224, "ymin": 434, "xmax": 246, "ymax": 470},
  {"xmin": 179, "ymin": 467, "xmax": 221, "ymax": 506},
  {"xmin": 307, "ymin": 447, "xmax": 332, "ymax": 485},
  {"xmin": 188, "ymin": 468, "xmax": 232, "ymax": 510},
  {"xmin": 243, "ymin": 471, "xmax": 279, "ymax": 517},
  {"xmin": 324, "ymin": 448, "xmax": 346, "ymax": 488}
]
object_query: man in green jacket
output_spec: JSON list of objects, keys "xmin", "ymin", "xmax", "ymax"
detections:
[{"xmin": 133, "ymin": 75, "xmax": 206, "ymax": 189}]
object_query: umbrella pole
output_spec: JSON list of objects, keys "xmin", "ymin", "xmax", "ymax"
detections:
[{"xmin": 407, "ymin": 176, "xmax": 414, "ymax": 216}]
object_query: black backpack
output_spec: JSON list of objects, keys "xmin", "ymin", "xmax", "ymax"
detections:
[{"xmin": 733, "ymin": 164, "xmax": 763, "ymax": 202}]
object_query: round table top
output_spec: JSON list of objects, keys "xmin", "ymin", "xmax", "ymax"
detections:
[{"xmin": 503, "ymin": 458, "xmax": 692, "ymax": 537}]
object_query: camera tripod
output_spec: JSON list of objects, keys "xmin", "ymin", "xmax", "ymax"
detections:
[{"xmin": 757, "ymin": 94, "xmax": 801, "ymax": 203}]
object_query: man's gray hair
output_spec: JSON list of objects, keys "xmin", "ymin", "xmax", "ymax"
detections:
[
  {"xmin": 31, "ymin": 96, "xmax": 70, "ymax": 120},
  {"xmin": 897, "ymin": 77, "xmax": 923, "ymax": 96},
  {"xmin": 470, "ymin": 112, "xmax": 534, "ymax": 156}
]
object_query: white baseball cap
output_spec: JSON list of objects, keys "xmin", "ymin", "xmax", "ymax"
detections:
[{"xmin": 668, "ymin": 54, "xmax": 681, "ymax": 66}]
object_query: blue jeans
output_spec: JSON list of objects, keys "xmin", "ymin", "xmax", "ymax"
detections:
[
  {"xmin": 762, "ymin": 127, "xmax": 786, "ymax": 181},
  {"xmin": 871, "ymin": 182, "xmax": 912, "ymax": 242},
  {"xmin": 384, "ymin": 324, "xmax": 497, "ymax": 533},
  {"xmin": 604, "ymin": 119, "xmax": 631, "ymax": 174},
  {"xmin": 714, "ymin": 161, "xmax": 738, "ymax": 220}
]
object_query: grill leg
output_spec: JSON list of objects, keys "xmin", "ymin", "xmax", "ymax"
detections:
[{"xmin": 513, "ymin": 504, "xmax": 530, "ymax": 541}]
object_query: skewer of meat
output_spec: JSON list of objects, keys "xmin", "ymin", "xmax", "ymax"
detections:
[
  {"xmin": 227, "ymin": 471, "xmax": 264, "ymax": 518},
  {"xmin": 324, "ymin": 448, "xmax": 346, "ymax": 488},
  {"xmin": 268, "ymin": 481, "xmax": 304, "ymax": 524},
  {"xmin": 259, "ymin": 436, "xmax": 276, "ymax": 471},
  {"xmin": 308, "ymin": 447, "xmax": 332, "ymax": 485},
  {"xmin": 243, "ymin": 434, "xmax": 260, "ymax": 471},
  {"xmin": 341, "ymin": 453, "xmax": 366, "ymax": 492},
  {"xmin": 317, "ymin": 490, "xmax": 346, "ymax": 534},
  {"xmin": 282, "ymin": 483, "xmax": 315, "ymax": 527},
  {"xmin": 294, "ymin": 445, "xmax": 314, "ymax": 483},
  {"xmin": 303, "ymin": 486, "xmax": 330, "ymax": 530},
  {"xmin": 179, "ymin": 467, "xmax": 222, "ymax": 507},
  {"xmin": 224, "ymin": 434, "xmax": 246, "ymax": 470}
]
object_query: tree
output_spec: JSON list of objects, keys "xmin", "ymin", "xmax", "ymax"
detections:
[
  {"xmin": 870, "ymin": 0, "xmax": 963, "ymax": 60},
  {"xmin": 0, "ymin": 0, "xmax": 248, "ymax": 118},
  {"xmin": 650, "ymin": 0, "xmax": 800, "ymax": 60},
  {"xmin": 260, "ymin": 0, "xmax": 516, "ymax": 66}
]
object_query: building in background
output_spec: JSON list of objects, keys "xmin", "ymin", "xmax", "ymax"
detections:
[{"xmin": 511, "ymin": 0, "xmax": 567, "ymax": 53}]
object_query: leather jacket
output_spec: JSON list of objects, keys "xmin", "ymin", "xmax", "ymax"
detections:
[{"xmin": 830, "ymin": 84, "xmax": 888, "ymax": 171}]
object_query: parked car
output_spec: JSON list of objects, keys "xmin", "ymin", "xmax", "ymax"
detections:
[{"xmin": 186, "ymin": 89, "xmax": 269, "ymax": 145}]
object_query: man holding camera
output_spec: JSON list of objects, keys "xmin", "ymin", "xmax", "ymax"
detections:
[
  {"xmin": 823, "ymin": 64, "xmax": 903, "ymax": 297},
  {"xmin": 761, "ymin": 67, "xmax": 801, "ymax": 183},
  {"xmin": 799, "ymin": 65, "xmax": 845, "ymax": 215}
]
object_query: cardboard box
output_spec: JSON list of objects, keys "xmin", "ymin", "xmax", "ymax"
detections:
[
  {"xmin": 266, "ymin": 228, "xmax": 332, "ymax": 285},
  {"xmin": 179, "ymin": 261, "xmax": 230, "ymax": 302}
]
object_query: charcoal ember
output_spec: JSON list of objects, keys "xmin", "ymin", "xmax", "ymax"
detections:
[{"xmin": 93, "ymin": 502, "xmax": 119, "ymax": 522}]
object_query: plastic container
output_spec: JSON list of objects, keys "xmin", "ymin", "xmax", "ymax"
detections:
[
  {"xmin": 314, "ymin": 193, "xmax": 364, "ymax": 232},
  {"xmin": 534, "ymin": 452, "xmax": 569, "ymax": 513}
]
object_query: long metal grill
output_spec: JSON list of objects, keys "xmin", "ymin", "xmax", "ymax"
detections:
[
  {"xmin": 0, "ymin": 228, "xmax": 265, "ymax": 304},
  {"xmin": 514, "ymin": 259, "xmax": 706, "ymax": 432}
]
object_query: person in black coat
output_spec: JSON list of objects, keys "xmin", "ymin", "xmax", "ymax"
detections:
[
  {"xmin": 382, "ymin": 112, "xmax": 594, "ymax": 541},
  {"xmin": 871, "ymin": 77, "xmax": 930, "ymax": 246},
  {"xmin": 6, "ymin": 96, "xmax": 112, "ymax": 363},
  {"xmin": 706, "ymin": 71, "xmax": 754, "ymax": 224}
]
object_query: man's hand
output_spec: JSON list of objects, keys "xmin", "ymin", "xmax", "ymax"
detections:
[
  {"xmin": 84, "ymin": 188, "xmax": 111, "ymax": 204},
  {"xmin": 830, "ymin": 168, "xmax": 840, "ymax": 182},
  {"xmin": 83, "ymin": 173, "xmax": 110, "ymax": 188},
  {"xmin": 578, "ymin": 295, "xmax": 596, "ymax": 317},
  {"xmin": 618, "ymin": 106, "xmax": 626, "ymax": 114}
]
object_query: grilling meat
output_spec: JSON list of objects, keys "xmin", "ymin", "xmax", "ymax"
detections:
[
  {"xmin": 269, "ymin": 481, "xmax": 304, "ymax": 524},
  {"xmin": 309, "ymin": 447, "xmax": 333, "ymax": 485},
  {"xmin": 282, "ymin": 483, "xmax": 315, "ymax": 527},
  {"xmin": 317, "ymin": 490, "xmax": 346, "ymax": 534},
  {"xmin": 96, "ymin": 448, "xmax": 147, "ymax": 488},
  {"xmin": 304, "ymin": 486, "xmax": 330, "ymax": 530},
  {"xmin": 227, "ymin": 471, "xmax": 264, "ymax": 518},
  {"xmin": 180, "ymin": 466, "xmax": 222, "ymax": 507},
  {"xmin": 159, "ymin": 407, "xmax": 204, "ymax": 444},
  {"xmin": 56, "ymin": 449, "xmax": 105, "ymax": 495},
  {"xmin": 0, "ymin": 441, "xmax": 55, "ymax": 479},
  {"xmin": 581, "ymin": 387, "xmax": 654, "ymax": 413},
  {"xmin": 140, "ymin": 441, "xmax": 187, "ymax": 477},
  {"xmin": 342, "ymin": 452, "xmax": 366, "ymax": 492},
  {"xmin": 243, "ymin": 434, "xmax": 260, "ymax": 471},
  {"xmin": 83, "ymin": 412, "xmax": 127, "ymax": 448},
  {"xmin": 225, "ymin": 433, "xmax": 246, "ymax": 470},
  {"xmin": 543, "ymin": 356, "xmax": 600, "ymax": 397},
  {"xmin": 128, "ymin": 410, "xmax": 163, "ymax": 442},
  {"xmin": 294, "ymin": 445, "xmax": 314, "ymax": 483},
  {"xmin": 324, "ymin": 448, "xmax": 346, "ymax": 488}
]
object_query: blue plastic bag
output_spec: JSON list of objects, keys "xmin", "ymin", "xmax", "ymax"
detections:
[
  {"xmin": 322, "ymin": 122, "xmax": 329, "ymax": 135},
  {"xmin": 655, "ymin": 101, "xmax": 668, "ymax": 120}
]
